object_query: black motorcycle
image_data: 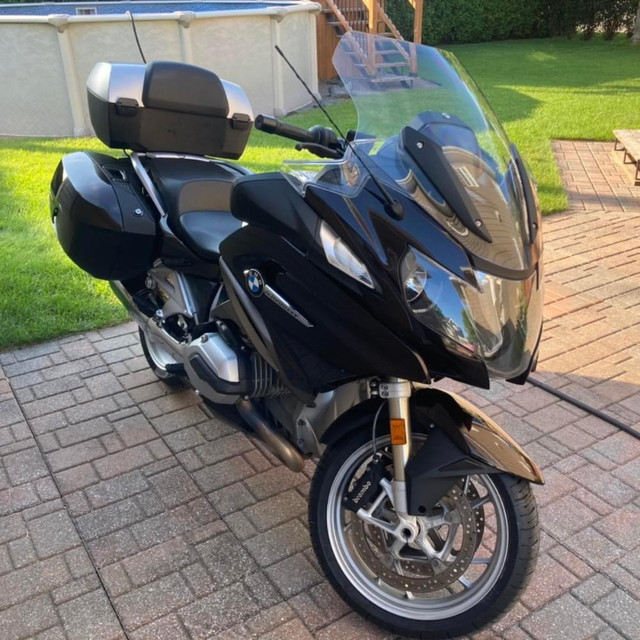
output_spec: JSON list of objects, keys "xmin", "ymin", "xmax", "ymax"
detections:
[{"xmin": 50, "ymin": 32, "xmax": 544, "ymax": 639}]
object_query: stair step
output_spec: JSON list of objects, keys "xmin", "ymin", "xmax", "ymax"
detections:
[
  {"xmin": 328, "ymin": 19, "xmax": 367, "ymax": 27},
  {"xmin": 355, "ymin": 61, "xmax": 409, "ymax": 68},
  {"xmin": 346, "ymin": 47, "xmax": 401, "ymax": 56},
  {"xmin": 369, "ymin": 74, "xmax": 414, "ymax": 84}
]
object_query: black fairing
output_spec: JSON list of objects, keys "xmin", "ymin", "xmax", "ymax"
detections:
[
  {"xmin": 224, "ymin": 173, "xmax": 491, "ymax": 396},
  {"xmin": 401, "ymin": 124, "xmax": 492, "ymax": 243}
]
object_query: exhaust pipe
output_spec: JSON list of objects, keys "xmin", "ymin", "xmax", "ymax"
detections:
[{"xmin": 236, "ymin": 398, "xmax": 306, "ymax": 472}]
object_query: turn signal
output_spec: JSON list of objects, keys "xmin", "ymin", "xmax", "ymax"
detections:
[{"xmin": 390, "ymin": 419, "xmax": 407, "ymax": 445}]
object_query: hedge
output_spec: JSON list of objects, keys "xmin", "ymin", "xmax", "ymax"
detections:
[{"xmin": 386, "ymin": 0, "xmax": 639, "ymax": 44}]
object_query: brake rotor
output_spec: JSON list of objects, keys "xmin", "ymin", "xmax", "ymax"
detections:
[
  {"xmin": 348, "ymin": 485, "xmax": 478, "ymax": 593},
  {"xmin": 466, "ymin": 481, "xmax": 486, "ymax": 549}
]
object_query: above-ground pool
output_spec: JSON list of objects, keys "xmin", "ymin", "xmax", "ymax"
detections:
[
  {"xmin": 0, "ymin": 0, "xmax": 319, "ymax": 135},
  {"xmin": 0, "ymin": 1, "xmax": 298, "ymax": 15}
]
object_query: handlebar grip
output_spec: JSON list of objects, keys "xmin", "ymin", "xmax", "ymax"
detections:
[{"xmin": 255, "ymin": 114, "xmax": 316, "ymax": 144}]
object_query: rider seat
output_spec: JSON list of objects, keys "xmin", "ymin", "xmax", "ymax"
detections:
[{"xmin": 146, "ymin": 157, "xmax": 245, "ymax": 262}]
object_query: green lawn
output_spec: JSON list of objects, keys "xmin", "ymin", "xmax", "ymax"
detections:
[
  {"xmin": 0, "ymin": 138, "xmax": 129, "ymax": 348},
  {"xmin": 1, "ymin": 35, "xmax": 639, "ymax": 349}
]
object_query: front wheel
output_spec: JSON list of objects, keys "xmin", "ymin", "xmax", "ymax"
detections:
[{"xmin": 309, "ymin": 427, "xmax": 539, "ymax": 639}]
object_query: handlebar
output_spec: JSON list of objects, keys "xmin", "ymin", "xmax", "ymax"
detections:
[
  {"xmin": 255, "ymin": 114, "xmax": 343, "ymax": 159},
  {"xmin": 255, "ymin": 114, "xmax": 316, "ymax": 144}
]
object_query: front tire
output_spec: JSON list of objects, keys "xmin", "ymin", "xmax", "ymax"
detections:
[{"xmin": 309, "ymin": 426, "xmax": 539, "ymax": 639}]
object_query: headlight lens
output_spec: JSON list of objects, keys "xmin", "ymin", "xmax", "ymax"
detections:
[
  {"xmin": 320, "ymin": 221, "xmax": 374, "ymax": 289},
  {"xmin": 402, "ymin": 260, "xmax": 427, "ymax": 303},
  {"xmin": 400, "ymin": 249, "xmax": 491, "ymax": 355},
  {"xmin": 400, "ymin": 247, "xmax": 543, "ymax": 378}
]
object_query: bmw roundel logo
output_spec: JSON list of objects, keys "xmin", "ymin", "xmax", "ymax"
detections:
[{"xmin": 245, "ymin": 269, "xmax": 264, "ymax": 297}]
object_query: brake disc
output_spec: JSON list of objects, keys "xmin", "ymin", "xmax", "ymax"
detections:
[
  {"xmin": 467, "ymin": 481, "xmax": 486, "ymax": 549},
  {"xmin": 349, "ymin": 485, "xmax": 478, "ymax": 593}
]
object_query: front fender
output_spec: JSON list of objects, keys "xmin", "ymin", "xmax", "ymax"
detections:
[
  {"xmin": 414, "ymin": 388, "xmax": 544, "ymax": 484},
  {"xmin": 320, "ymin": 386, "xmax": 543, "ymax": 515},
  {"xmin": 404, "ymin": 387, "xmax": 543, "ymax": 514}
]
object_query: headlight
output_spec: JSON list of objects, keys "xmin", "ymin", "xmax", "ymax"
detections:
[
  {"xmin": 400, "ymin": 247, "xmax": 544, "ymax": 378},
  {"xmin": 400, "ymin": 248, "xmax": 503, "ymax": 357},
  {"xmin": 320, "ymin": 221, "xmax": 374, "ymax": 288}
]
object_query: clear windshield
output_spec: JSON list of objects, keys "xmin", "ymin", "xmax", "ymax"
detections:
[{"xmin": 328, "ymin": 32, "xmax": 536, "ymax": 274}]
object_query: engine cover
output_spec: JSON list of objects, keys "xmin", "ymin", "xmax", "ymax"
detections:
[{"xmin": 183, "ymin": 333, "xmax": 243, "ymax": 404}]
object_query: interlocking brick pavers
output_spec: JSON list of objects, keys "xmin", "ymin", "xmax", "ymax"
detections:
[{"xmin": 2, "ymin": 141, "xmax": 640, "ymax": 638}]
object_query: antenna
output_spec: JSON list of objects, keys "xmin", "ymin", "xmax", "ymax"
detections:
[
  {"xmin": 275, "ymin": 46, "xmax": 347, "ymax": 143},
  {"xmin": 127, "ymin": 11, "xmax": 147, "ymax": 64},
  {"xmin": 274, "ymin": 45, "xmax": 404, "ymax": 219}
]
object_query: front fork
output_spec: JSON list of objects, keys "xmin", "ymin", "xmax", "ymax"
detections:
[{"xmin": 380, "ymin": 377, "xmax": 413, "ymax": 517}]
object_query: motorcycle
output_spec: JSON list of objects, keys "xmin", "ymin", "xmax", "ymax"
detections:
[{"xmin": 50, "ymin": 31, "xmax": 544, "ymax": 639}]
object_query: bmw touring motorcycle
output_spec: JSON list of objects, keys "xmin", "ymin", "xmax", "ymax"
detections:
[{"xmin": 50, "ymin": 33, "xmax": 544, "ymax": 638}]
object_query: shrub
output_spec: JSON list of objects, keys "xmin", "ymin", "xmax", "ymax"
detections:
[{"xmin": 385, "ymin": 0, "xmax": 638, "ymax": 45}]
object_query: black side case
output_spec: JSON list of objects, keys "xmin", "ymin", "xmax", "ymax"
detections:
[{"xmin": 50, "ymin": 151, "xmax": 158, "ymax": 280}]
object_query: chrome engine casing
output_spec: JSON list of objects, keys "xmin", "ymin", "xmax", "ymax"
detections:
[
  {"xmin": 183, "ymin": 333, "xmax": 240, "ymax": 404},
  {"xmin": 110, "ymin": 277, "xmax": 241, "ymax": 404},
  {"xmin": 111, "ymin": 272, "xmax": 288, "ymax": 406}
]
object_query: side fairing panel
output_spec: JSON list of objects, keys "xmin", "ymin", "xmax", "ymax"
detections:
[{"xmin": 220, "ymin": 224, "xmax": 427, "ymax": 396}]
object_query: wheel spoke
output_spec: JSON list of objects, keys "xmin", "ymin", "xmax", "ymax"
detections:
[
  {"xmin": 390, "ymin": 537, "xmax": 405, "ymax": 556},
  {"xmin": 470, "ymin": 495, "xmax": 491, "ymax": 510},
  {"xmin": 355, "ymin": 483, "xmax": 398, "ymax": 536},
  {"xmin": 462, "ymin": 476, "xmax": 470, "ymax": 496},
  {"xmin": 357, "ymin": 511, "xmax": 398, "ymax": 536},
  {"xmin": 393, "ymin": 559, "xmax": 405, "ymax": 575},
  {"xmin": 458, "ymin": 576, "xmax": 473, "ymax": 590},
  {"xmin": 434, "ymin": 523, "xmax": 458, "ymax": 561},
  {"xmin": 471, "ymin": 557, "xmax": 490, "ymax": 564},
  {"xmin": 415, "ymin": 532, "xmax": 438, "ymax": 559}
]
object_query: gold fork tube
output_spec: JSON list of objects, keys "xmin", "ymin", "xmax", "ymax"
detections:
[{"xmin": 384, "ymin": 378, "xmax": 412, "ymax": 515}]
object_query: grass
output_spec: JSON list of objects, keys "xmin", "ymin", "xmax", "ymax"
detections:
[
  {"xmin": 0, "ymin": 138, "xmax": 129, "ymax": 348},
  {"xmin": 1, "ymin": 35, "xmax": 639, "ymax": 349}
]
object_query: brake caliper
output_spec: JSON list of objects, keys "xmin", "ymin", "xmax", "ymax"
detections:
[{"xmin": 342, "ymin": 452, "xmax": 388, "ymax": 513}]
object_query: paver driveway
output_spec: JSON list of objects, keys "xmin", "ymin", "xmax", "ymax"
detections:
[{"xmin": 0, "ymin": 141, "xmax": 640, "ymax": 640}]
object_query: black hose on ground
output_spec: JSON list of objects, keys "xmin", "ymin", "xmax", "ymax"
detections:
[{"xmin": 528, "ymin": 376, "xmax": 640, "ymax": 440}]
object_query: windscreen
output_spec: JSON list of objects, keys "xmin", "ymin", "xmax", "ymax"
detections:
[{"xmin": 332, "ymin": 32, "xmax": 538, "ymax": 274}]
